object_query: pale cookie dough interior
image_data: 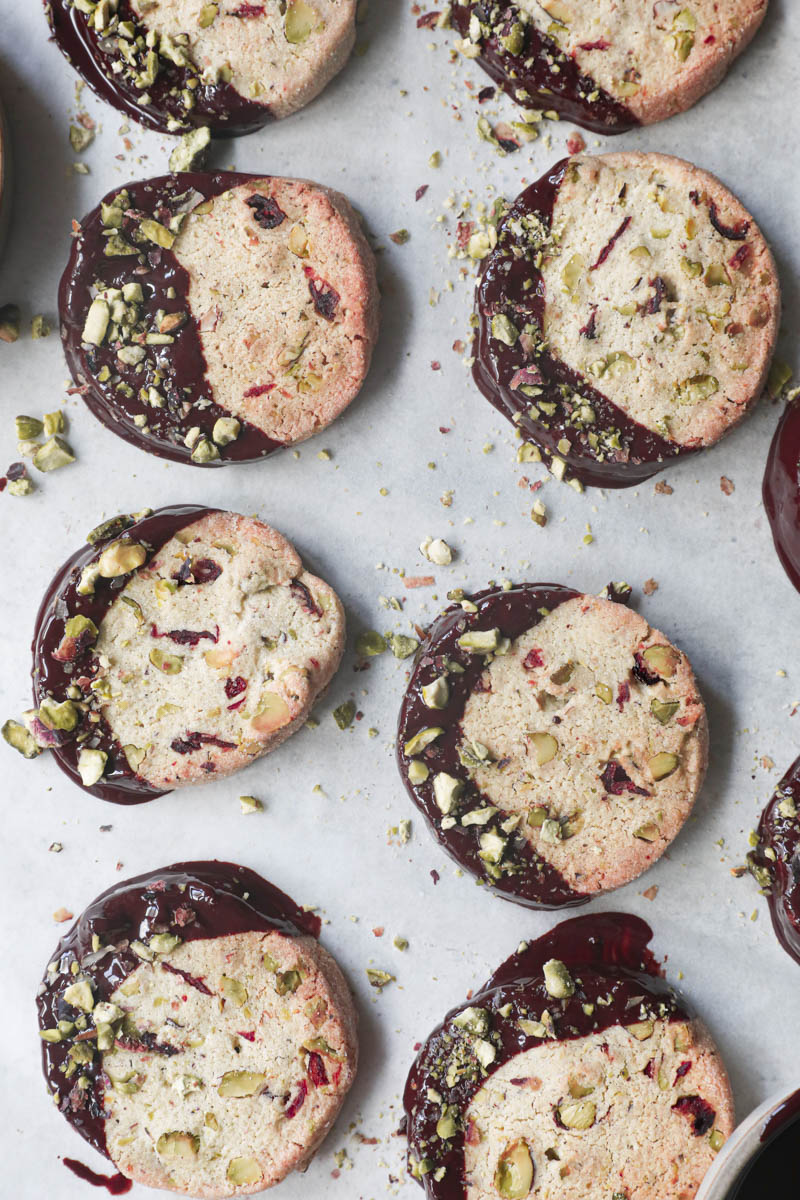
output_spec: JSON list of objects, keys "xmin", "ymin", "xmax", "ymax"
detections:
[
  {"xmin": 464, "ymin": 1019, "xmax": 733, "ymax": 1200},
  {"xmin": 459, "ymin": 595, "xmax": 707, "ymax": 893},
  {"xmin": 104, "ymin": 931, "xmax": 357, "ymax": 1195},
  {"xmin": 519, "ymin": 0, "xmax": 766, "ymax": 123},
  {"xmin": 131, "ymin": 0, "xmax": 356, "ymax": 118},
  {"xmin": 175, "ymin": 179, "xmax": 377, "ymax": 445},
  {"xmin": 539, "ymin": 153, "xmax": 778, "ymax": 446},
  {"xmin": 95, "ymin": 512, "xmax": 344, "ymax": 788}
]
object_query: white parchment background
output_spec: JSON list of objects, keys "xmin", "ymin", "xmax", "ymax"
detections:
[{"xmin": 0, "ymin": 2, "xmax": 799, "ymax": 1196}]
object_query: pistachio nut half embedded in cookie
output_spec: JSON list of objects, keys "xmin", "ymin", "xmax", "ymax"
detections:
[
  {"xmin": 21, "ymin": 505, "xmax": 345, "ymax": 802},
  {"xmin": 404, "ymin": 912, "xmax": 734, "ymax": 1200},
  {"xmin": 473, "ymin": 152, "xmax": 779, "ymax": 487},
  {"xmin": 46, "ymin": 0, "xmax": 358, "ymax": 135},
  {"xmin": 59, "ymin": 172, "xmax": 379, "ymax": 466},
  {"xmin": 448, "ymin": 0, "xmax": 767, "ymax": 134},
  {"xmin": 397, "ymin": 583, "xmax": 707, "ymax": 908},
  {"xmin": 37, "ymin": 862, "xmax": 358, "ymax": 1196}
]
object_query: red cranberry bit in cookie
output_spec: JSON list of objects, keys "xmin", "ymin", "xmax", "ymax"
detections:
[
  {"xmin": 304, "ymin": 267, "xmax": 340, "ymax": 321},
  {"xmin": 285, "ymin": 1079, "xmax": 308, "ymax": 1119},
  {"xmin": 246, "ymin": 194, "xmax": 287, "ymax": 229},
  {"xmin": 161, "ymin": 961, "xmax": 214, "ymax": 996},
  {"xmin": 708, "ymin": 201, "xmax": 750, "ymax": 241},
  {"xmin": 523, "ymin": 648, "xmax": 545, "ymax": 670},
  {"xmin": 307, "ymin": 1051, "xmax": 328, "ymax": 1086},
  {"xmin": 600, "ymin": 761, "xmax": 649, "ymax": 797},
  {"xmin": 150, "ymin": 624, "xmax": 219, "ymax": 646},
  {"xmin": 225, "ymin": 676, "xmax": 248, "ymax": 699},
  {"xmin": 170, "ymin": 732, "xmax": 237, "ymax": 754},
  {"xmin": 672, "ymin": 1095, "xmax": 716, "ymax": 1135},
  {"xmin": 590, "ymin": 215, "xmax": 632, "ymax": 270}
]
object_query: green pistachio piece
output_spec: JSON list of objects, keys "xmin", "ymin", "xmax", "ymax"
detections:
[
  {"xmin": 457, "ymin": 628, "xmax": 501, "ymax": 653},
  {"xmin": 529, "ymin": 731, "xmax": 558, "ymax": 766},
  {"xmin": 149, "ymin": 648, "xmax": 183, "ymax": 675},
  {"xmin": 494, "ymin": 1139, "xmax": 534, "ymax": 1198},
  {"xmin": 705, "ymin": 262, "xmax": 731, "ymax": 287},
  {"xmin": 709, "ymin": 1129, "xmax": 726, "ymax": 1152},
  {"xmin": 63, "ymin": 979, "xmax": 94, "ymax": 1012},
  {"xmin": 389, "ymin": 633, "xmax": 419, "ymax": 659},
  {"xmin": 156, "ymin": 1132, "xmax": 200, "ymax": 1161},
  {"xmin": 2, "ymin": 718, "xmax": 41, "ymax": 758},
  {"xmin": 285, "ymin": 0, "xmax": 319, "ymax": 42},
  {"xmin": 97, "ymin": 539, "xmax": 147, "ymax": 578},
  {"xmin": 8, "ymin": 477, "xmax": 34, "ymax": 496},
  {"xmin": 149, "ymin": 932, "xmax": 181, "ymax": 955},
  {"xmin": 227, "ymin": 1158, "xmax": 263, "ymax": 1186},
  {"xmin": 404, "ymin": 727, "xmax": 443, "ymax": 755},
  {"xmin": 432, "ymin": 772, "xmax": 463, "ymax": 814},
  {"xmin": 333, "ymin": 700, "xmax": 356, "ymax": 729},
  {"xmin": 478, "ymin": 828, "xmax": 507, "ymax": 865},
  {"xmin": 40, "ymin": 1028, "xmax": 64, "ymax": 1043},
  {"xmin": 557, "ymin": 1099, "xmax": 596, "ymax": 1129},
  {"xmin": 15, "ymin": 415, "xmax": 43, "ymax": 440},
  {"xmin": 595, "ymin": 683, "xmax": 613, "ymax": 704},
  {"xmin": 474, "ymin": 1038, "xmax": 497, "ymax": 1068},
  {"xmin": 139, "ymin": 218, "xmax": 176, "ymax": 249},
  {"xmin": 421, "ymin": 676, "xmax": 450, "ymax": 709},
  {"xmin": 491, "ymin": 314, "xmax": 519, "ymax": 346},
  {"xmin": 43, "ymin": 411, "xmax": 65, "ymax": 435},
  {"xmin": 458, "ymin": 739, "xmax": 495, "ymax": 768},
  {"xmin": 86, "ymin": 514, "xmax": 135, "ymax": 544},
  {"xmin": 31, "ymin": 314, "xmax": 52, "ymax": 339},
  {"xmin": 453, "ymin": 1005, "xmax": 490, "ymax": 1035},
  {"xmin": 767, "ymin": 360, "xmax": 793, "ymax": 399},
  {"xmin": 436, "ymin": 1108, "xmax": 458, "ymax": 1140},
  {"xmin": 355, "ymin": 630, "xmax": 387, "ymax": 657},
  {"xmin": 366, "ymin": 968, "xmax": 395, "ymax": 990},
  {"xmin": 212, "ymin": 416, "xmax": 240, "ymax": 446},
  {"xmin": 561, "ymin": 252, "xmax": 584, "ymax": 294},
  {"xmin": 220, "ymin": 976, "xmax": 248, "ymax": 1006},
  {"xmin": 275, "ymin": 968, "xmax": 302, "ymax": 995},
  {"xmin": 649, "ymin": 751, "xmax": 679, "ymax": 780},
  {"xmin": 543, "ymin": 958, "xmax": 574, "ymax": 999},
  {"xmin": 77, "ymin": 747, "xmax": 108, "ymax": 787},
  {"xmin": 629, "ymin": 245, "xmax": 652, "ymax": 262},
  {"xmin": 217, "ymin": 1071, "xmax": 267, "ymax": 1098},
  {"xmin": 190, "ymin": 436, "xmax": 220, "ymax": 464},
  {"xmin": 627, "ymin": 1020, "xmax": 655, "ymax": 1040},
  {"xmin": 38, "ymin": 698, "xmax": 79, "ymax": 733},
  {"xmin": 500, "ymin": 22, "xmax": 525, "ymax": 54},
  {"xmin": 33, "ymin": 436, "xmax": 75, "ymax": 472},
  {"xmin": 407, "ymin": 759, "xmax": 430, "ymax": 785},
  {"xmin": 82, "ymin": 297, "xmax": 111, "ymax": 346},
  {"xmin": 633, "ymin": 822, "xmax": 660, "ymax": 842},
  {"xmin": 675, "ymin": 374, "xmax": 719, "ymax": 405},
  {"xmin": 680, "ymin": 257, "xmax": 703, "ymax": 278},
  {"xmin": 651, "ymin": 698, "xmax": 679, "ymax": 724},
  {"xmin": 169, "ymin": 124, "xmax": 211, "ymax": 172},
  {"xmin": 642, "ymin": 644, "xmax": 680, "ymax": 678}
]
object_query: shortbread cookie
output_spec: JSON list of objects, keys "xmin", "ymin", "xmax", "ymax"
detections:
[
  {"xmin": 763, "ymin": 396, "xmax": 800, "ymax": 595},
  {"xmin": 46, "ymin": 0, "xmax": 357, "ymax": 135},
  {"xmin": 450, "ymin": 0, "xmax": 767, "ymax": 134},
  {"xmin": 37, "ymin": 862, "xmax": 357, "ymax": 1196},
  {"xmin": 405, "ymin": 912, "xmax": 734, "ymax": 1200},
  {"xmin": 748, "ymin": 756, "xmax": 800, "ymax": 967},
  {"xmin": 59, "ymin": 172, "xmax": 378, "ymax": 466},
  {"xmin": 474, "ymin": 152, "xmax": 779, "ymax": 487},
  {"xmin": 25, "ymin": 505, "xmax": 345, "ymax": 802},
  {"xmin": 396, "ymin": 583, "xmax": 707, "ymax": 907}
]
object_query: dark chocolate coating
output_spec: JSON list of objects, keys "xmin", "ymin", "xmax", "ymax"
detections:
[
  {"xmin": 472, "ymin": 159, "xmax": 693, "ymax": 488},
  {"xmin": 31, "ymin": 504, "xmax": 216, "ymax": 805},
  {"xmin": 45, "ymin": 0, "xmax": 272, "ymax": 136},
  {"xmin": 59, "ymin": 173, "xmax": 283, "ymax": 467},
  {"xmin": 748, "ymin": 755, "xmax": 800, "ymax": 967},
  {"xmin": 37, "ymin": 861, "xmax": 320, "ymax": 1159},
  {"xmin": 404, "ymin": 913, "xmax": 692, "ymax": 1199},
  {"xmin": 730, "ymin": 1091, "xmax": 800, "ymax": 1197},
  {"xmin": 450, "ymin": 2, "xmax": 637, "ymax": 135},
  {"xmin": 396, "ymin": 582, "xmax": 589, "ymax": 909},
  {"xmin": 763, "ymin": 398, "xmax": 800, "ymax": 596}
]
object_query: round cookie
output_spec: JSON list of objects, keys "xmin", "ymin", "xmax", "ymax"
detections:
[
  {"xmin": 59, "ymin": 172, "xmax": 378, "ymax": 466},
  {"xmin": 20, "ymin": 505, "xmax": 345, "ymax": 803},
  {"xmin": 404, "ymin": 912, "xmax": 734, "ymax": 1200},
  {"xmin": 449, "ymin": 0, "xmax": 767, "ymax": 134},
  {"xmin": 763, "ymin": 396, "xmax": 800, "ymax": 595},
  {"xmin": 473, "ymin": 152, "xmax": 779, "ymax": 488},
  {"xmin": 396, "ymin": 583, "xmax": 707, "ymax": 908},
  {"xmin": 37, "ymin": 862, "xmax": 358, "ymax": 1196},
  {"xmin": 46, "ymin": 0, "xmax": 357, "ymax": 136},
  {"xmin": 748, "ymin": 755, "xmax": 800, "ymax": 966}
]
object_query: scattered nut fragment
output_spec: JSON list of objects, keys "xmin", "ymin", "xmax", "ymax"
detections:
[
  {"xmin": 33, "ymin": 436, "xmax": 75, "ymax": 472},
  {"xmin": 333, "ymin": 700, "xmax": 356, "ymax": 729},
  {"xmin": 98, "ymin": 539, "xmax": 147, "ymax": 578},
  {"xmin": 31, "ymin": 315, "xmax": 51, "ymax": 339},
  {"xmin": 69, "ymin": 123, "xmax": 94, "ymax": 152},
  {"xmin": 643, "ymin": 578, "xmax": 659, "ymax": 595},
  {"xmin": 389, "ymin": 229, "xmax": 410, "ymax": 244},
  {"xmin": 212, "ymin": 416, "xmax": 240, "ymax": 446},
  {"xmin": 720, "ymin": 476, "xmax": 735, "ymax": 496},
  {"xmin": 239, "ymin": 795, "xmax": 263, "ymax": 815},
  {"xmin": 543, "ymin": 958, "xmax": 574, "ymax": 999},
  {"xmin": 366, "ymin": 968, "xmax": 395, "ymax": 990},
  {"xmin": 53, "ymin": 907, "xmax": 74, "ymax": 923},
  {"xmin": 420, "ymin": 536, "xmax": 453, "ymax": 566},
  {"xmin": 168, "ymin": 125, "xmax": 211, "ymax": 173},
  {"xmin": 77, "ymin": 747, "xmax": 108, "ymax": 787},
  {"xmin": 389, "ymin": 633, "xmax": 419, "ymax": 659},
  {"xmin": 355, "ymin": 630, "xmax": 387, "ymax": 657},
  {"xmin": 2, "ymin": 719, "xmax": 41, "ymax": 759}
]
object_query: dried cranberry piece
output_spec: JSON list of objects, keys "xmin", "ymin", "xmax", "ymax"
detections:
[
  {"xmin": 645, "ymin": 276, "xmax": 667, "ymax": 315},
  {"xmin": 246, "ymin": 193, "xmax": 286, "ymax": 228},
  {"xmin": 616, "ymin": 681, "xmax": 630, "ymax": 711},
  {"xmin": 728, "ymin": 244, "xmax": 751, "ymax": 270},
  {"xmin": 170, "ymin": 732, "xmax": 237, "ymax": 754},
  {"xmin": 709, "ymin": 201, "xmax": 749, "ymax": 241},
  {"xmin": 284, "ymin": 1079, "xmax": 308, "ymax": 1119},
  {"xmin": 243, "ymin": 382, "xmax": 275, "ymax": 398},
  {"xmin": 416, "ymin": 10, "xmax": 441, "ymax": 27},
  {"xmin": 290, "ymin": 579, "xmax": 323, "ymax": 616},
  {"xmin": 600, "ymin": 761, "xmax": 649, "ymax": 796},
  {"xmin": 590, "ymin": 215, "xmax": 631, "ymax": 270},
  {"xmin": 225, "ymin": 676, "xmax": 247, "ymax": 699},
  {"xmin": 161, "ymin": 961, "xmax": 213, "ymax": 995},
  {"xmin": 672, "ymin": 1095, "xmax": 715, "ymax": 1135},
  {"xmin": 579, "ymin": 307, "xmax": 598, "ymax": 339},
  {"xmin": 509, "ymin": 364, "xmax": 544, "ymax": 390},
  {"xmin": 6, "ymin": 461, "xmax": 26, "ymax": 481},
  {"xmin": 674, "ymin": 1060, "xmax": 692, "ymax": 1082},
  {"xmin": 237, "ymin": 1030, "xmax": 256, "ymax": 1042},
  {"xmin": 151, "ymin": 624, "xmax": 219, "ymax": 646},
  {"xmin": 192, "ymin": 558, "xmax": 222, "ymax": 584},
  {"xmin": 477, "ymin": 86, "xmax": 496, "ymax": 103},
  {"xmin": 522, "ymin": 648, "xmax": 544, "ymax": 670},
  {"xmin": 632, "ymin": 652, "xmax": 661, "ymax": 685},
  {"xmin": 578, "ymin": 38, "xmax": 611, "ymax": 50},
  {"xmin": 304, "ymin": 267, "xmax": 340, "ymax": 321},
  {"xmin": 307, "ymin": 1051, "xmax": 328, "ymax": 1087},
  {"xmin": 115, "ymin": 1032, "xmax": 180, "ymax": 1057}
]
